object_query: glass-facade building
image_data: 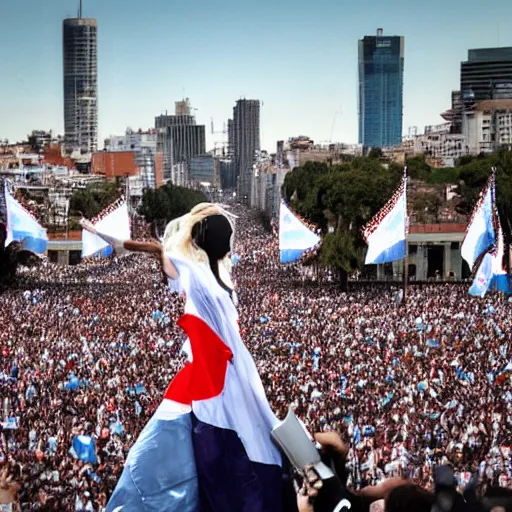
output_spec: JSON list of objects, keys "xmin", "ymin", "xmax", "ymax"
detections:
[{"xmin": 358, "ymin": 31, "xmax": 404, "ymax": 149}]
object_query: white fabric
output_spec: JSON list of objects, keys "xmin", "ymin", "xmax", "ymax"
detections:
[
  {"xmin": 493, "ymin": 223, "xmax": 507, "ymax": 276},
  {"xmin": 81, "ymin": 203, "xmax": 130, "ymax": 258},
  {"xmin": 279, "ymin": 201, "xmax": 320, "ymax": 252},
  {"xmin": 365, "ymin": 185, "xmax": 407, "ymax": 265},
  {"xmin": 154, "ymin": 399, "xmax": 191, "ymax": 420},
  {"xmin": 4, "ymin": 187, "xmax": 48, "ymax": 252},
  {"xmin": 461, "ymin": 185, "xmax": 494, "ymax": 269},
  {"xmin": 169, "ymin": 254, "xmax": 282, "ymax": 467}
]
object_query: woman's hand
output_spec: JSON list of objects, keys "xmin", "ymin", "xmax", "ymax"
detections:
[{"xmin": 79, "ymin": 218, "xmax": 97, "ymax": 235}]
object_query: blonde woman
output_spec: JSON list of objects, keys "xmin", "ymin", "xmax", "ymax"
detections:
[{"xmin": 81, "ymin": 203, "xmax": 296, "ymax": 512}]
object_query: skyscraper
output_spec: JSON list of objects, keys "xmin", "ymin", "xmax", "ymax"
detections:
[
  {"xmin": 155, "ymin": 111, "xmax": 206, "ymax": 183},
  {"xmin": 232, "ymin": 99, "xmax": 260, "ymax": 202},
  {"xmin": 63, "ymin": 5, "xmax": 98, "ymax": 155},
  {"xmin": 358, "ymin": 29, "xmax": 404, "ymax": 149},
  {"xmin": 461, "ymin": 47, "xmax": 512, "ymax": 104}
]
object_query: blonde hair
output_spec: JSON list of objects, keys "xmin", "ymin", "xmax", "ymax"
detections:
[{"xmin": 163, "ymin": 202, "xmax": 236, "ymax": 288}]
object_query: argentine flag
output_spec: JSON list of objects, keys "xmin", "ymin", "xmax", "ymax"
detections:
[
  {"xmin": 4, "ymin": 185, "xmax": 48, "ymax": 254},
  {"xmin": 470, "ymin": 216, "xmax": 510, "ymax": 297},
  {"xmin": 363, "ymin": 175, "xmax": 407, "ymax": 265},
  {"xmin": 469, "ymin": 251, "xmax": 494, "ymax": 297},
  {"xmin": 70, "ymin": 435, "xmax": 98, "ymax": 464},
  {"xmin": 81, "ymin": 202, "xmax": 130, "ymax": 258},
  {"xmin": 461, "ymin": 177, "xmax": 496, "ymax": 270},
  {"xmin": 279, "ymin": 201, "xmax": 320, "ymax": 263}
]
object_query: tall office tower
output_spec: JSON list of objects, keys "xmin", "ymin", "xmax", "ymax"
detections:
[
  {"xmin": 63, "ymin": 4, "xmax": 98, "ymax": 154},
  {"xmin": 461, "ymin": 47, "xmax": 512, "ymax": 104},
  {"xmin": 232, "ymin": 99, "xmax": 260, "ymax": 203},
  {"xmin": 155, "ymin": 112, "xmax": 206, "ymax": 183},
  {"xmin": 227, "ymin": 119, "xmax": 234, "ymax": 156},
  {"xmin": 358, "ymin": 28, "xmax": 404, "ymax": 149}
]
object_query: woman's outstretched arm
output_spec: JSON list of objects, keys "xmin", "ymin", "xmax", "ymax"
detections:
[{"xmin": 80, "ymin": 220, "xmax": 178, "ymax": 280}]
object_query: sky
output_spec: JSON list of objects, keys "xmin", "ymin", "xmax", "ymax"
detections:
[{"xmin": 1, "ymin": 0, "xmax": 512, "ymax": 152}]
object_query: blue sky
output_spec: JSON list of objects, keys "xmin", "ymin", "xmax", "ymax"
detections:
[{"xmin": 1, "ymin": 0, "xmax": 512, "ymax": 151}]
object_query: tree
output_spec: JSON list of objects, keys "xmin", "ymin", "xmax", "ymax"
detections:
[
  {"xmin": 411, "ymin": 192, "xmax": 442, "ymax": 223},
  {"xmin": 283, "ymin": 158, "xmax": 402, "ymax": 283},
  {"xmin": 69, "ymin": 181, "xmax": 121, "ymax": 219},
  {"xmin": 138, "ymin": 183, "xmax": 207, "ymax": 236},
  {"xmin": 455, "ymin": 150, "xmax": 512, "ymax": 238},
  {"xmin": 320, "ymin": 231, "xmax": 364, "ymax": 291},
  {"xmin": 368, "ymin": 147, "xmax": 383, "ymax": 159}
]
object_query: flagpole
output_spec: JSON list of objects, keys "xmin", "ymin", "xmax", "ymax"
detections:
[
  {"xmin": 507, "ymin": 217, "xmax": 512, "ymax": 294},
  {"xmin": 403, "ymin": 244, "xmax": 408, "ymax": 304},
  {"xmin": 403, "ymin": 167, "xmax": 408, "ymax": 304}
]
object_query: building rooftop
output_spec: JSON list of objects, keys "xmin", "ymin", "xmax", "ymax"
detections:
[
  {"xmin": 474, "ymin": 99, "xmax": 512, "ymax": 111},
  {"xmin": 467, "ymin": 47, "xmax": 512, "ymax": 62}
]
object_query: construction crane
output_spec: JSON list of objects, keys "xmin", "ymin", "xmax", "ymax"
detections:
[
  {"xmin": 211, "ymin": 119, "xmax": 228, "ymax": 158},
  {"xmin": 211, "ymin": 119, "xmax": 227, "ymax": 136}
]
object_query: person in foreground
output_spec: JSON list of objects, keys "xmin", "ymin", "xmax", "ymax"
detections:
[
  {"xmin": 84, "ymin": 204, "xmax": 486, "ymax": 512},
  {"xmin": 81, "ymin": 203, "xmax": 298, "ymax": 512}
]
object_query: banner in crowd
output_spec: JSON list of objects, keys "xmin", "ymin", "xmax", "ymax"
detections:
[
  {"xmin": 461, "ymin": 174, "xmax": 496, "ymax": 271},
  {"xmin": 70, "ymin": 435, "xmax": 97, "ymax": 464},
  {"xmin": 279, "ymin": 201, "xmax": 321, "ymax": 263},
  {"xmin": 470, "ymin": 218, "xmax": 511, "ymax": 297},
  {"xmin": 465, "ymin": 170, "xmax": 510, "ymax": 297},
  {"xmin": 469, "ymin": 251, "xmax": 494, "ymax": 298},
  {"xmin": 489, "ymin": 218, "xmax": 511, "ymax": 294},
  {"xmin": 3, "ymin": 182, "xmax": 48, "ymax": 254},
  {"xmin": 81, "ymin": 201, "xmax": 130, "ymax": 258},
  {"xmin": 363, "ymin": 172, "xmax": 407, "ymax": 265}
]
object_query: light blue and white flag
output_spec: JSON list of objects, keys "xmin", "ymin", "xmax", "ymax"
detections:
[
  {"xmin": 82, "ymin": 201, "xmax": 130, "ymax": 258},
  {"xmin": 4, "ymin": 185, "xmax": 48, "ymax": 254},
  {"xmin": 279, "ymin": 201, "xmax": 321, "ymax": 263},
  {"xmin": 363, "ymin": 173, "xmax": 407, "ymax": 265},
  {"xmin": 70, "ymin": 435, "xmax": 98, "ymax": 464},
  {"xmin": 461, "ymin": 175, "xmax": 496, "ymax": 270},
  {"xmin": 469, "ymin": 251, "xmax": 494, "ymax": 298},
  {"xmin": 468, "ymin": 187, "xmax": 510, "ymax": 297},
  {"xmin": 490, "ymin": 219, "xmax": 511, "ymax": 295}
]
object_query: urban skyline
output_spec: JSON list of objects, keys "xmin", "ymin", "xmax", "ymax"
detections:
[{"xmin": 1, "ymin": 0, "xmax": 512, "ymax": 151}]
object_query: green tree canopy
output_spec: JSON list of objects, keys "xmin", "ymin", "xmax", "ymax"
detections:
[
  {"xmin": 138, "ymin": 183, "xmax": 207, "ymax": 235},
  {"xmin": 69, "ymin": 181, "xmax": 121, "ymax": 219},
  {"xmin": 282, "ymin": 149, "xmax": 512, "ymax": 286},
  {"xmin": 283, "ymin": 160, "xmax": 402, "ymax": 287}
]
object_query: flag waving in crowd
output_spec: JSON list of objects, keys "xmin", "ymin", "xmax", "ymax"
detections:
[
  {"xmin": 465, "ymin": 169, "xmax": 511, "ymax": 297},
  {"xmin": 279, "ymin": 201, "xmax": 321, "ymax": 264},
  {"xmin": 81, "ymin": 199, "xmax": 130, "ymax": 259},
  {"xmin": 363, "ymin": 170, "xmax": 408, "ymax": 265},
  {"xmin": 2, "ymin": 178, "xmax": 48, "ymax": 255},
  {"xmin": 461, "ymin": 171, "xmax": 496, "ymax": 272}
]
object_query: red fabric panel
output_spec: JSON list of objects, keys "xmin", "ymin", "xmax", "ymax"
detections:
[{"xmin": 164, "ymin": 314, "xmax": 233, "ymax": 404}]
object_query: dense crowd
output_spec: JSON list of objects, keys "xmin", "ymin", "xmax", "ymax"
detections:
[{"xmin": 0, "ymin": 207, "xmax": 511, "ymax": 510}]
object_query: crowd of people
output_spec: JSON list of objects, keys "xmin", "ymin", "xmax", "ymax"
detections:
[{"xmin": 0, "ymin": 206, "xmax": 511, "ymax": 510}]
